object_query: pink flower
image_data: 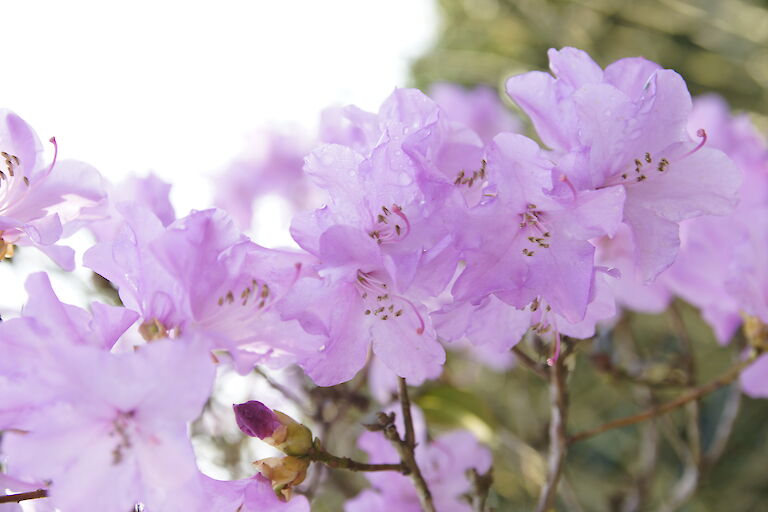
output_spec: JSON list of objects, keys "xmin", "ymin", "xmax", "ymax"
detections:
[
  {"xmin": 89, "ymin": 172, "xmax": 175, "ymax": 243},
  {"xmin": 84, "ymin": 207, "xmax": 324, "ymax": 372},
  {"xmin": 202, "ymin": 474, "xmax": 310, "ymax": 512},
  {"xmin": 430, "ymin": 83, "xmax": 521, "ymax": 143},
  {"xmin": 453, "ymin": 133, "xmax": 624, "ymax": 323},
  {"xmin": 664, "ymin": 96, "xmax": 768, "ymax": 342},
  {"xmin": 0, "ymin": 273, "xmax": 137, "ymax": 429},
  {"xmin": 0, "ymin": 110, "xmax": 107, "ymax": 269},
  {"xmin": 507, "ymin": 48, "xmax": 741, "ymax": 282},
  {"xmin": 213, "ymin": 130, "xmax": 320, "ymax": 231},
  {"xmin": 0, "ymin": 275, "xmax": 215, "ymax": 511}
]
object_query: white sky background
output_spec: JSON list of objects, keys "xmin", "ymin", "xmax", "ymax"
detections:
[
  {"xmin": 1, "ymin": 0, "xmax": 437, "ymax": 213},
  {"xmin": 0, "ymin": 0, "xmax": 437, "ymax": 312}
]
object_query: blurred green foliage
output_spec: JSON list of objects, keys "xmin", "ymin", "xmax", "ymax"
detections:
[
  {"xmin": 411, "ymin": 0, "xmax": 768, "ymax": 131},
  {"xmin": 414, "ymin": 306, "xmax": 768, "ymax": 511}
]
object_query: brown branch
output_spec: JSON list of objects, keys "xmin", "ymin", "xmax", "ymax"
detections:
[
  {"xmin": 569, "ymin": 352, "xmax": 759, "ymax": 444},
  {"xmin": 0, "ymin": 489, "xmax": 48, "ymax": 504},
  {"xmin": 535, "ymin": 355, "xmax": 569, "ymax": 512},
  {"xmin": 307, "ymin": 448, "xmax": 406, "ymax": 472},
  {"xmin": 512, "ymin": 345, "xmax": 549, "ymax": 379},
  {"xmin": 398, "ymin": 378, "xmax": 417, "ymax": 450},
  {"xmin": 467, "ymin": 468, "xmax": 493, "ymax": 512},
  {"xmin": 395, "ymin": 378, "xmax": 436, "ymax": 512}
]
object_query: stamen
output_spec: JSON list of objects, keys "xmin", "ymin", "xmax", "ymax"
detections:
[
  {"xmin": 682, "ymin": 128, "xmax": 707, "ymax": 158},
  {"xmin": 45, "ymin": 137, "xmax": 58, "ymax": 176},
  {"xmin": 396, "ymin": 294, "xmax": 426, "ymax": 334},
  {"xmin": 391, "ymin": 205, "xmax": 411, "ymax": 238},
  {"xmin": 546, "ymin": 330, "xmax": 562, "ymax": 367},
  {"xmin": 559, "ymin": 174, "xmax": 578, "ymax": 200}
]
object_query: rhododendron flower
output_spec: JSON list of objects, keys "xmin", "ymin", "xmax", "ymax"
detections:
[
  {"xmin": 284, "ymin": 91, "xmax": 487, "ymax": 385},
  {"xmin": 213, "ymin": 130, "xmax": 320, "ymax": 231},
  {"xmin": 594, "ymin": 224, "xmax": 671, "ymax": 314},
  {"xmin": 2, "ymin": 339, "xmax": 214, "ymax": 512},
  {"xmin": 741, "ymin": 354, "xmax": 768, "ymax": 398},
  {"xmin": 85, "ymin": 207, "xmax": 324, "ymax": 371},
  {"xmin": 0, "ymin": 274, "xmax": 215, "ymax": 511},
  {"xmin": 0, "ymin": 273, "xmax": 137, "ymax": 429},
  {"xmin": 663, "ymin": 95, "xmax": 768, "ymax": 342},
  {"xmin": 453, "ymin": 133, "xmax": 624, "ymax": 323},
  {"xmin": 281, "ymin": 224, "xmax": 444, "ymax": 386},
  {"xmin": 0, "ymin": 110, "xmax": 106, "ymax": 269},
  {"xmin": 506, "ymin": 47, "xmax": 741, "ymax": 281},
  {"xmin": 202, "ymin": 474, "xmax": 310, "ymax": 512},
  {"xmin": 430, "ymin": 83, "xmax": 520, "ymax": 143},
  {"xmin": 89, "ymin": 172, "xmax": 175, "ymax": 242}
]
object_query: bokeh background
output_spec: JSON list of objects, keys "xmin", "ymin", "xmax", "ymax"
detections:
[{"xmin": 3, "ymin": 1, "xmax": 768, "ymax": 511}]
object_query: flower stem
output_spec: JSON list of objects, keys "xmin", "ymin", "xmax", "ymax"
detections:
[
  {"xmin": 535, "ymin": 353, "xmax": 569, "ymax": 512},
  {"xmin": 307, "ymin": 448, "xmax": 405, "ymax": 472},
  {"xmin": 569, "ymin": 351, "xmax": 760, "ymax": 444},
  {"xmin": 512, "ymin": 345, "xmax": 549, "ymax": 379},
  {"xmin": 0, "ymin": 489, "xmax": 48, "ymax": 504},
  {"xmin": 391, "ymin": 377, "xmax": 436, "ymax": 512}
]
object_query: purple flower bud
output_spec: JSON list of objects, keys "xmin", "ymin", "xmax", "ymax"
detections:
[{"xmin": 233, "ymin": 401, "xmax": 282, "ymax": 439}]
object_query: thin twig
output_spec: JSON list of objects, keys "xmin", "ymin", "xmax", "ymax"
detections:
[
  {"xmin": 253, "ymin": 367, "xmax": 311, "ymax": 416},
  {"xmin": 512, "ymin": 345, "xmax": 549, "ymax": 379},
  {"xmin": 393, "ymin": 378, "xmax": 436, "ymax": 512},
  {"xmin": 702, "ymin": 381, "xmax": 742, "ymax": 468},
  {"xmin": 535, "ymin": 355, "xmax": 569, "ymax": 512},
  {"xmin": 652, "ymin": 408, "xmax": 699, "ymax": 512},
  {"xmin": 569, "ymin": 352, "xmax": 759, "ymax": 444},
  {"xmin": 399, "ymin": 378, "xmax": 417, "ymax": 450},
  {"xmin": 307, "ymin": 448, "xmax": 406, "ymax": 472},
  {"xmin": 467, "ymin": 468, "xmax": 493, "ymax": 512},
  {"xmin": 0, "ymin": 489, "xmax": 48, "ymax": 503}
]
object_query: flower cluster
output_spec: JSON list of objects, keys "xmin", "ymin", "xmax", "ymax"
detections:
[{"xmin": 1, "ymin": 47, "xmax": 766, "ymax": 510}]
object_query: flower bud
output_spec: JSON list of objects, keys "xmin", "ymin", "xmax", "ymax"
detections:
[
  {"xmin": 253, "ymin": 456, "xmax": 310, "ymax": 501},
  {"xmin": 233, "ymin": 400, "xmax": 313, "ymax": 456}
]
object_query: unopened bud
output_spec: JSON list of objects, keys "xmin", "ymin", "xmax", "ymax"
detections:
[
  {"xmin": 233, "ymin": 400, "xmax": 313, "ymax": 456},
  {"xmin": 253, "ymin": 456, "xmax": 309, "ymax": 501}
]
